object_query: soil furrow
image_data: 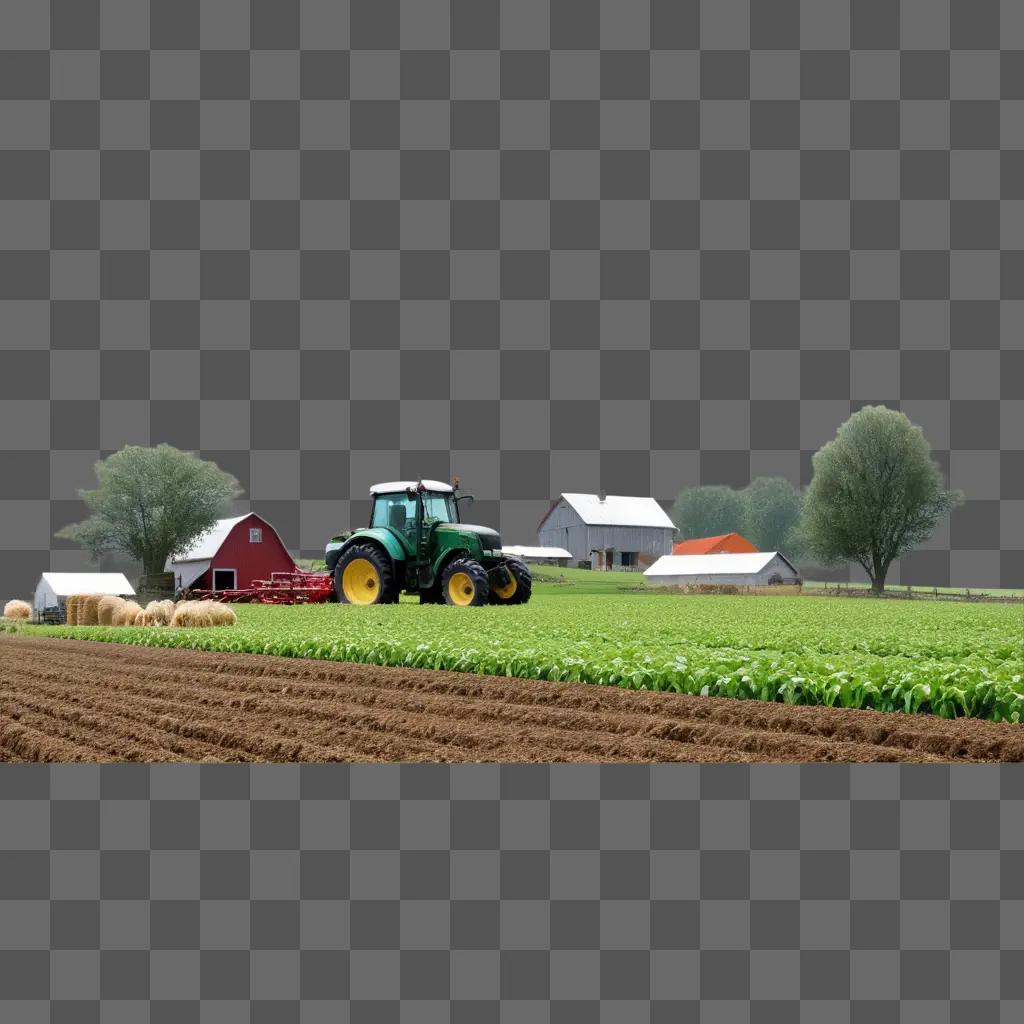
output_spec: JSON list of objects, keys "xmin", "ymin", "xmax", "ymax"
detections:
[
  {"xmin": 0, "ymin": 651, "xmax": 818, "ymax": 761},
  {"xmin": 2, "ymin": 643, "xmax": 973, "ymax": 761},
  {"xmin": 1, "ymin": 634, "xmax": 1020, "ymax": 763}
]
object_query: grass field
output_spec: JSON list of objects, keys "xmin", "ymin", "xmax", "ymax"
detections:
[{"xmin": 21, "ymin": 570, "xmax": 1024, "ymax": 722}]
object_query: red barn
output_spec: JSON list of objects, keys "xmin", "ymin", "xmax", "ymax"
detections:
[{"xmin": 166, "ymin": 514, "xmax": 297, "ymax": 593}]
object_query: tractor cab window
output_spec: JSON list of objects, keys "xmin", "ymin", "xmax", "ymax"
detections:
[
  {"xmin": 422, "ymin": 493, "xmax": 456, "ymax": 523},
  {"xmin": 372, "ymin": 491, "xmax": 457, "ymax": 532},
  {"xmin": 372, "ymin": 494, "xmax": 417, "ymax": 532}
]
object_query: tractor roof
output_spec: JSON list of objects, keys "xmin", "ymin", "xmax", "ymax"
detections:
[{"xmin": 369, "ymin": 480, "xmax": 454, "ymax": 494}]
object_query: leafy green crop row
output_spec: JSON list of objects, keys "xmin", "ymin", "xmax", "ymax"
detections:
[{"xmin": 27, "ymin": 591, "xmax": 1024, "ymax": 722}]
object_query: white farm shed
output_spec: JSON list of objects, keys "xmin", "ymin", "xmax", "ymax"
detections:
[
  {"xmin": 502, "ymin": 545, "xmax": 572, "ymax": 566},
  {"xmin": 537, "ymin": 493, "xmax": 675, "ymax": 570},
  {"xmin": 34, "ymin": 573, "xmax": 135, "ymax": 618},
  {"xmin": 644, "ymin": 552, "xmax": 801, "ymax": 587}
]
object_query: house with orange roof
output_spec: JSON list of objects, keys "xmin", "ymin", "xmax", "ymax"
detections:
[{"xmin": 672, "ymin": 533, "xmax": 758, "ymax": 556}]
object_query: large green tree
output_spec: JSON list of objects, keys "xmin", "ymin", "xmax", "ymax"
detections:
[
  {"xmin": 670, "ymin": 485, "xmax": 745, "ymax": 539},
  {"xmin": 799, "ymin": 406, "xmax": 961, "ymax": 593},
  {"xmin": 741, "ymin": 476, "xmax": 804, "ymax": 556},
  {"xmin": 57, "ymin": 445, "xmax": 244, "ymax": 576}
]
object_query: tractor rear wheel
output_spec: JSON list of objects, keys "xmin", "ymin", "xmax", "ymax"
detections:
[
  {"xmin": 488, "ymin": 558, "xmax": 532, "ymax": 605},
  {"xmin": 441, "ymin": 557, "xmax": 489, "ymax": 607},
  {"xmin": 334, "ymin": 544, "xmax": 397, "ymax": 605}
]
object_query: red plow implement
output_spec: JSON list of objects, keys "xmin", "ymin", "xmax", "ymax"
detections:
[{"xmin": 186, "ymin": 571, "xmax": 334, "ymax": 605}]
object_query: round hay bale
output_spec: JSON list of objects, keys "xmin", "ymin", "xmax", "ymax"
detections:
[
  {"xmin": 65, "ymin": 595, "xmax": 79, "ymax": 625},
  {"xmin": 172, "ymin": 600, "xmax": 217, "ymax": 628},
  {"xmin": 115, "ymin": 601, "xmax": 143, "ymax": 626},
  {"xmin": 159, "ymin": 600, "xmax": 176, "ymax": 623},
  {"xmin": 144, "ymin": 600, "xmax": 169, "ymax": 626},
  {"xmin": 79, "ymin": 594, "xmax": 101, "ymax": 626},
  {"xmin": 209, "ymin": 602, "xmax": 237, "ymax": 626},
  {"xmin": 170, "ymin": 601, "xmax": 196, "ymax": 628},
  {"xmin": 3, "ymin": 599, "xmax": 31, "ymax": 620},
  {"xmin": 97, "ymin": 596, "xmax": 126, "ymax": 626}
]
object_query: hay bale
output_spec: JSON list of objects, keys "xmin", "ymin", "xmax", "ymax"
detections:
[
  {"xmin": 65, "ymin": 595, "xmax": 80, "ymax": 625},
  {"xmin": 143, "ymin": 600, "xmax": 170, "ymax": 626},
  {"xmin": 79, "ymin": 594, "xmax": 101, "ymax": 626},
  {"xmin": 159, "ymin": 600, "xmax": 176, "ymax": 622},
  {"xmin": 98, "ymin": 596, "xmax": 125, "ymax": 626},
  {"xmin": 172, "ymin": 600, "xmax": 211, "ymax": 628},
  {"xmin": 208, "ymin": 602, "xmax": 237, "ymax": 626},
  {"xmin": 115, "ymin": 601, "xmax": 143, "ymax": 626},
  {"xmin": 133, "ymin": 608, "xmax": 147, "ymax": 625},
  {"xmin": 171, "ymin": 599, "xmax": 239, "ymax": 628},
  {"xmin": 3, "ymin": 599, "xmax": 31, "ymax": 620},
  {"xmin": 171, "ymin": 601, "xmax": 193, "ymax": 627}
]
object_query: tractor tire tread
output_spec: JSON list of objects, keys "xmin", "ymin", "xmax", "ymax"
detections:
[
  {"xmin": 334, "ymin": 542, "xmax": 398, "ymax": 605},
  {"xmin": 441, "ymin": 557, "xmax": 490, "ymax": 607},
  {"xmin": 489, "ymin": 557, "xmax": 533, "ymax": 605}
]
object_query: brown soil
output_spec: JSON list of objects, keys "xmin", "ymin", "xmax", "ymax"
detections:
[{"xmin": 0, "ymin": 634, "xmax": 1021, "ymax": 763}]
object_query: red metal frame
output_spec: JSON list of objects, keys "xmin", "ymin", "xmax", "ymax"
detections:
[{"xmin": 185, "ymin": 571, "xmax": 334, "ymax": 605}]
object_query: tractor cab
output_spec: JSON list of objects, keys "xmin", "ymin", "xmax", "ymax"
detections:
[
  {"xmin": 324, "ymin": 478, "xmax": 533, "ymax": 607},
  {"xmin": 369, "ymin": 483, "xmax": 459, "ymax": 543}
]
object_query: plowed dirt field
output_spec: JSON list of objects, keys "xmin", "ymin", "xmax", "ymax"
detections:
[{"xmin": 1, "ymin": 634, "xmax": 1021, "ymax": 762}]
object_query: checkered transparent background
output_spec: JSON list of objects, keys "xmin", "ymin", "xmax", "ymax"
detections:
[
  {"xmin": 0, "ymin": 0, "xmax": 1021, "ymax": 595},
  {"xmin": 2, "ymin": 764, "xmax": 1024, "ymax": 1020}
]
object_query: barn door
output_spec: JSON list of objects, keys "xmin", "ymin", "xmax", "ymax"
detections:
[{"xmin": 213, "ymin": 569, "xmax": 237, "ymax": 591}]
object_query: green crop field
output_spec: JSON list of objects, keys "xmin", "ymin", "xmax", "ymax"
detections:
[{"xmin": 23, "ymin": 572, "xmax": 1024, "ymax": 722}]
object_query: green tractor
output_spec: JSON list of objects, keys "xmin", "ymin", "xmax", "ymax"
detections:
[{"xmin": 324, "ymin": 479, "xmax": 532, "ymax": 607}]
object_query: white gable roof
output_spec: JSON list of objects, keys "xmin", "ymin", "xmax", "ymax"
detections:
[
  {"xmin": 369, "ymin": 480, "xmax": 453, "ymax": 494},
  {"xmin": 644, "ymin": 552, "xmax": 791, "ymax": 577},
  {"xmin": 39, "ymin": 573, "xmax": 134, "ymax": 597},
  {"xmin": 167, "ymin": 515, "xmax": 250, "ymax": 565},
  {"xmin": 503, "ymin": 545, "xmax": 572, "ymax": 559},
  {"xmin": 558, "ymin": 494, "xmax": 674, "ymax": 529},
  {"xmin": 170, "ymin": 561, "xmax": 211, "ymax": 590}
]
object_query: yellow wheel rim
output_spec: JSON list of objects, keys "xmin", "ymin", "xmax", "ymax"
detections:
[
  {"xmin": 492, "ymin": 573, "xmax": 517, "ymax": 600},
  {"xmin": 447, "ymin": 571, "xmax": 476, "ymax": 606},
  {"xmin": 342, "ymin": 558, "xmax": 380, "ymax": 604}
]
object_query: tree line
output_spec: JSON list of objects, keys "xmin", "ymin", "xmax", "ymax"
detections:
[{"xmin": 670, "ymin": 406, "xmax": 961, "ymax": 593}]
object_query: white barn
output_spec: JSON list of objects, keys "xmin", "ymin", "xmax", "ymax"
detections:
[
  {"xmin": 33, "ymin": 573, "xmax": 135, "ymax": 620},
  {"xmin": 537, "ymin": 493, "xmax": 675, "ymax": 570},
  {"xmin": 644, "ymin": 552, "xmax": 801, "ymax": 587}
]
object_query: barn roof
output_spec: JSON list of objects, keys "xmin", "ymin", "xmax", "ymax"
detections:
[
  {"xmin": 644, "ymin": 552, "xmax": 798, "ymax": 578},
  {"xmin": 39, "ymin": 573, "xmax": 134, "ymax": 597},
  {"xmin": 672, "ymin": 533, "xmax": 758, "ymax": 555},
  {"xmin": 503, "ymin": 545, "xmax": 572, "ymax": 560},
  {"xmin": 540, "ymin": 494, "xmax": 675, "ymax": 530},
  {"xmin": 168, "ymin": 515, "xmax": 252, "ymax": 564}
]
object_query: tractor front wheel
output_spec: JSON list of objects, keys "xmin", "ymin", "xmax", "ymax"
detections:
[
  {"xmin": 441, "ymin": 558, "xmax": 489, "ymax": 607},
  {"xmin": 334, "ymin": 544, "xmax": 397, "ymax": 605},
  {"xmin": 488, "ymin": 558, "xmax": 532, "ymax": 605}
]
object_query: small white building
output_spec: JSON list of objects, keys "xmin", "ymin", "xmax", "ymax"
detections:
[
  {"xmin": 34, "ymin": 573, "xmax": 135, "ymax": 619},
  {"xmin": 502, "ymin": 545, "xmax": 572, "ymax": 566},
  {"xmin": 644, "ymin": 552, "xmax": 801, "ymax": 587}
]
